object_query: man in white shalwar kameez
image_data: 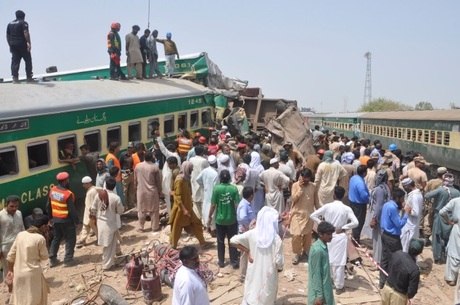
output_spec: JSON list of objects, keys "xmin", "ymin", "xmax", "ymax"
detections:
[
  {"xmin": 310, "ymin": 186, "xmax": 359, "ymax": 293},
  {"xmin": 156, "ymin": 134, "xmax": 181, "ymax": 213},
  {"xmin": 172, "ymin": 246, "xmax": 210, "ymax": 305},
  {"xmin": 6, "ymin": 215, "xmax": 50, "ymax": 305},
  {"xmin": 189, "ymin": 145, "xmax": 209, "ymax": 219},
  {"xmin": 91, "ymin": 177, "xmax": 124, "ymax": 270},
  {"xmin": 230, "ymin": 206, "xmax": 284, "ymax": 305},
  {"xmin": 259, "ymin": 158, "xmax": 290, "ymax": 215},
  {"xmin": 314, "ymin": 150, "xmax": 349, "ymax": 205},
  {"xmin": 77, "ymin": 176, "xmax": 99, "ymax": 247},
  {"xmin": 401, "ymin": 178, "xmax": 424, "ymax": 252},
  {"xmin": 196, "ymin": 155, "xmax": 219, "ymax": 229}
]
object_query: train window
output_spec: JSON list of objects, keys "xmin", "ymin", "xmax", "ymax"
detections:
[
  {"xmin": 129, "ymin": 122, "xmax": 141, "ymax": 142},
  {"xmin": 178, "ymin": 113, "xmax": 187, "ymax": 131},
  {"xmin": 389, "ymin": 128, "xmax": 394, "ymax": 138},
  {"xmin": 0, "ymin": 147, "xmax": 18, "ymax": 176},
  {"xmin": 424, "ymin": 130, "xmax": 429, "ymax": 143},
  {"xmin": 397, "ymin": 128, "xmax": 401, "ymax": 139},
  {"xmin": 436, "ymin": 131, "xmax": 442, "ymax": 145},
  {"xmin": 84, "ymin": 130, "xmax": 101, "ymax": 152},
  {"xmin": 430, "ymin": 131, "xmax": 436, "ymax": 144},
  {"xmin": 201, "ymin": 109, "xmax": 211, "ymax": 126},
  {"xmin": 190, "ymin": 111, "xmax": 199, "ymax": 128},
  {"xmin": 411, "ymin": 130, "xmax": 416, "ymax": 141},
  {"xmin": 405, "ymin": 129, "xmax": 410, "ymax": 140},
  {"xmin": 27, "ymin": 141, "xmax": 49, "ymax": 169},
  {"xmin": 148, "ymin": 118, "xmax": 160, "ymax": 138},
  {"xmin": 107, "ymin": 126, "xmax": 121, "ymax": 146},
  {"xmin": 58, "ymin": 135, "xmax": 77, "ymax": 161},
  {"xmin": 417, "ymin": 130, "xmax": 423, "ymax": 142},
  {"xmin": 164, "ymin": 115, "xmax": 174, "ymax": 136},
  {"xmin": 444, "ymin": 132, "xmax": 450, "ymax": 146}
]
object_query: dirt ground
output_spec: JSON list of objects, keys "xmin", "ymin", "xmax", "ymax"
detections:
[{"xmin": 1, "ymin": 211, "xmax": 457, "ymax": 305}]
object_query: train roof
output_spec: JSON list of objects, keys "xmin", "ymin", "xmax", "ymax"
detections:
[
  {"xmin": 1, "ymin": 78, "xmax": 211, "ymax": 120},
  {"xmin": 361, "ymin": 110, "xmax": 460, "ymax": 121}
]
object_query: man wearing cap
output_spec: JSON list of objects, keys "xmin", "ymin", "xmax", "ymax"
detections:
[
  {"xmin": 107, "ymin": 22, "xmax": 127, "ymax": 80},
  {"xmin": 156, "ymin": 32, "xmax": 179, "ymax": 77},
  {"xmin": 381, "ymin": 238, "xmax": 423, "ymax": 305},
  {"xmin": 341, "ymin": 152, "xmax": 355, "ymax": 178},
  {"xmin": 425, "ymin": 173, "xmax": 460, "ymax": 264},
  {"xmin": 48, "ymin": 172, "xmax": 79, "ymax": 267},
  {"xmin": 197, "ymin": 155, "xmax": 219, "ymax": 231},
  {"xmin": 76, "ymin": 176, "xmax": 99, "ymax": 248},
  {"xmin": 6, "ymin": 215, "xmax": 50, "ymax": 305},
  {"xmin": 0, "ymin": 195, "xmax": 24, "ymax": 281},
  {"xmin": 379, "ymin": 152, "xmax": 396, "ymax": 190},
  {"xmin": 422, "ymin": 166, "xmax": 448, "ymax": 246},
  {"xmin": 407, "ymin": 156, "xmax": 428, "ymax": 191},
  {"xmin": 190, "ymin": 145, "xmax": 209, "ymax": 219},
  {"xmin": 6, "ymin": 10, "xmax": 34, "ymax": 82},
  {"xmin": 125, "ymin": 25, "xmax": 143, "ymax": 79},
  {"xmin": 259, "ymin": 158, "xmax": 290, "ymax": 214},
  {"xmin": 401, "ymin": 178, "xmax": 424, "ymax": 253},
  {"xmin": 379, "ymin": 189, "xmax": 411, "ymax": 289},
  {"xmin": 315, "ymin": 150, "xmax": 348, "ymax": 205},
  {"xmin": 120, "ymin": 142, "xmax": 136, "ymax": 209}
]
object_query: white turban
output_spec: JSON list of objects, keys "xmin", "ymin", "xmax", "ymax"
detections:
[{"xmin": 255, "ymin": 206, "xmax": 279, "ymax": 249}]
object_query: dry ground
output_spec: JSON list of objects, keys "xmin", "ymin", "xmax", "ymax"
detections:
[{"xmin": 0, "ymin": 212, "xmax": 456, "ymax": 305}]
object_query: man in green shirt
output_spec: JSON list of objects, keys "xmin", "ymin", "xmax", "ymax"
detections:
[
  {"xmin": 208, "ymin": 170, "xmax": 240, "ymax": 268},
  {"xmin": 308, "ymin": 221, "xmax": 336, "ymax": 305}
]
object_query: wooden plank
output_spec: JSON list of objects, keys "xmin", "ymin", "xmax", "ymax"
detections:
[
  {"xmin": 337, "ymin": 294, "xmax": 381, "ymax": 304},
  {"xmin": 208, "ymin": 281, "xmax": 239, "ymax": 301}
]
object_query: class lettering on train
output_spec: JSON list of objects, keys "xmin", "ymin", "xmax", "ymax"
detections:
[{"xmin": 0, "ymin": 183, "xmax": 54, "ymax": 208}]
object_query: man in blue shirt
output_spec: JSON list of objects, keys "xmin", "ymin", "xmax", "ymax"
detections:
[
  {"xmin": 348, "ymin": 165, "xmax": 370, "ymax": 244},
  {"xmin": 379, "ymin": 188, "xmax": 411, "ymax": 289},
  {"xmin": 236, "ymin": 186, "xmax": 256, "ymax": 281}
]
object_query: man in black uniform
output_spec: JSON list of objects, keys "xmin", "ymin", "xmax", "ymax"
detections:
[{"xmin": 6, "ymin": 10, "xmax": 34, "ymax": 82}]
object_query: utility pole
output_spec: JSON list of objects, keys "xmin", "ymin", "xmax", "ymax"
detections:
[{"xmin": 363, "ymin": 52, "xmax": 372, "ymax": 104}]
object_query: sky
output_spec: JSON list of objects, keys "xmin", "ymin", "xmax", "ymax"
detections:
[{"xmin": 1, "ymin": 1, "xmax": 459, "ymax": 112}]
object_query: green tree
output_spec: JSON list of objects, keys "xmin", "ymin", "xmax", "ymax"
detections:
[
  {"xmin": 358, "ymin": 98, "xmax": 413, "ymax": 112},
  {"xmin": 415, "ymin": 101, "xmax": 434, "ymax": 111}
]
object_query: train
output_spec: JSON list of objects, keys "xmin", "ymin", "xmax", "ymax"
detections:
[
  {"xmin": 0, "ymin": 78, "xmax": 216, "ymax": 214},
  {"xmin": 306, "ymin": 110, "xmax": 460, "ymax": 180}
]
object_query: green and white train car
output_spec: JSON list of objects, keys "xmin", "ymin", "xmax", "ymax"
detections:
[{"xmin": 0, "ymin": 78, "xmax": 215, "ymax": 214}]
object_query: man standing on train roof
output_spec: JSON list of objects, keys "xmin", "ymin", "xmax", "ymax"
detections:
[
  {"xmin": 47, "ymin": 172, "xmax": 79, "ymax": 267},
  {"xmin": 147, "ymin": 29, "xmax": 163, "ymax": 78},
  {"xmin": 0, "ymin": 195, "xmax": 24, "ymax": 282},
  {"xmin": 156, "ymin": 32, "xmax": 179, "ymax": 77},
  {"xmin": 125, "ymin": 25, "xmax": 144, "ymax": 80},
  {"xmin": 107, "ymin": 22, "xmax": 127, "ymax": 80},
  {"xmin": 139, "ymin": 28, "xmax": 150, "ymax": 79},
  {"xmin": 6, "ymin": 10, "xmax": 34, "ymax": 83}
]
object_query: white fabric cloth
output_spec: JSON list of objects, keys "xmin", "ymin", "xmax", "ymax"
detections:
[
  {"xmin": 331, "ymin": 264, "xmax": 345, "ymax": 290},
  {"xmin": 255, "ymin": 206, "xmax": 279, "ymax": 249},
  {"xmin": 189, "ymin": 155, "xmax": 209, "ymax": 204},
  {"xmin": 279, "ymin": 162, "xmax": 295, "ymax": 181},
  {"xmin": 231, "ymin": 228, "xmax": 284, "ymax": 305},
  {"xmin": 172, "ymin": 265, "xmax": 210, "ymax": 305},
  {"xmin": 156, "ymin": 136, "xmax": 181, "ymax": 213},
  {"xmin": 259, "ymin": 168, "xmax": 290, "ymax": 214},
  {"xmin": 165, "ymin": 54, "xmax": 176, "ymax": 76},
  {"xmin": 82, "ymin": 186, "xmax": 100, "ymax": 226},
  {"xmin": 196, "ymin": 166, "xmax": 219, "ymax": 228},
  {"xmin": 401, "ymin": 189, "xmax": 424, "ymax": 252}
]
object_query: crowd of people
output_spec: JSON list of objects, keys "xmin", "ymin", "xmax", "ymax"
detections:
[{"xmin": 2, "ymin": 121, "xmax": 460, "ymax": 305}]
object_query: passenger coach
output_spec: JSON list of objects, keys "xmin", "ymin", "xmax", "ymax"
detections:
[{"xmin": 0, "ymin": 79, "xmax": 215, "ymax": 213}]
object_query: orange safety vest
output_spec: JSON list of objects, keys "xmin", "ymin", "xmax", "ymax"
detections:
[
  {"xmin": 132, "ymin": 153, "xmax": 141, "ymax": 169},
  {"xmin": 177, "ymin": 137, "xmax": 192, "ymax": 156},
  {"xmin": 106, "ymin": 153, "xmax": 121, "ymax": 181},
  {"xmin": 49, "ymin": 186, "xmax": 74, "ymax": 219}
]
